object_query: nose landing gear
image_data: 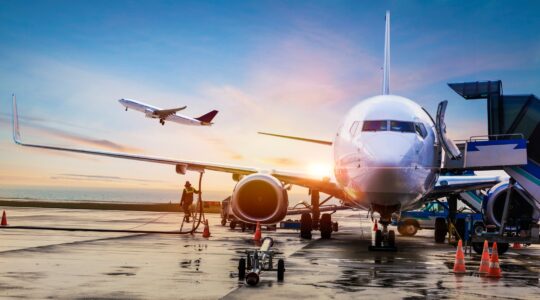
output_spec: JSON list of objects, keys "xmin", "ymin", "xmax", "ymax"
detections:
[{"xmin": 369, "ymin": 219, "xmax": 397, "ymax": 251}]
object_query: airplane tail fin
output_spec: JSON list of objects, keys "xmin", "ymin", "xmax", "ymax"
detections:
[
  {"xmin": 195, "ymin": 110, "xmax": 219, "ymax": 125},
  {"xmin": 382, "ymin": 11, "xmax": 390, "ymax": 95}
]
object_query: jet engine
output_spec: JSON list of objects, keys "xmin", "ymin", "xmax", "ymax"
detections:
[
  {"xmin": 230, "ymin": 173, "xmax": 288, "ymax": 224},
  {"xmin": 483, "ymin": 182, "xmax": 540, "ymax": 228}
]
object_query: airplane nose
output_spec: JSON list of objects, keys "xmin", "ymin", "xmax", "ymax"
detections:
[{"xmin": 360, "ymin": 134, "xmax": 416, "ymax": 167}]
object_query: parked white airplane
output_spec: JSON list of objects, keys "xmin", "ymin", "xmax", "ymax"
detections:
[
  {"xmin": 11, "ymin": 12, "xmax": 502, "ymax": 248},
  {"xmin": 118, "ymin": 98, "xmax": 218, "ymax": 126}
]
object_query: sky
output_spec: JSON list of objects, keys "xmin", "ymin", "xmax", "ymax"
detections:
[{"xmin": 0, "ymin": 0, "xmax": 539, "ymax": 197}]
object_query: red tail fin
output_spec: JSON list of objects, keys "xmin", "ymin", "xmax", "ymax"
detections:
[{"xmin": 195, "ymin": 110, "xmax": 218, "ymax": 124}]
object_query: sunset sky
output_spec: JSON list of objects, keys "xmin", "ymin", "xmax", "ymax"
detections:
[{"xmin": 1, "ymin": 1, "xmax": 539, "ymax": 196}]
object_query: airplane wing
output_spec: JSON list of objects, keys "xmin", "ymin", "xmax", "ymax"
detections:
[
  {"xmin": 11, "ymin": 96, "xmax": 344, "ymax": 199},
  {"xmin": 154, "ymin": 106, "xmax": 187, "ymax": 119},
  {"xmin": 258, "ymin": 132, "xmax": 333, "ymax": 145},
  {"xmin": 427, "ymin": 175, "xmax": 505, "ymax": 198}
]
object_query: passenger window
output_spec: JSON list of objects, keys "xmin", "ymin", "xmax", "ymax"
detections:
[
  {"xmin": 362, "ymin": 120, "xmax": 387, "ymax": 132},
  {"xmin": 350, "ymin": 121, "xmax": 360, "ymax": 136},
  {"xmin": 415, "ymin": 122, "xmax": 428, "ymax": 138}
]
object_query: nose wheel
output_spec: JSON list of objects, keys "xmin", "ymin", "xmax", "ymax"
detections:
[{"xmin": 369, "ymin": 220, "xmax": 397, "ymax": 251}]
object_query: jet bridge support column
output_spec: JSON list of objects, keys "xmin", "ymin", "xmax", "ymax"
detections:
[{"xmin": 499, "ymin": 178, "xmax": 516, "ymax": 235}]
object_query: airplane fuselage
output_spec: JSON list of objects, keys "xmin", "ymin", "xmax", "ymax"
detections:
[
  {"xmin": 333, "ymin": 95, "xmax": 440, "ymax": 216},
  {"xmin": 118, "ymin": 98, "xmax": 213, "ymax": 126},
  {"xmin": 119, "ymin": 98, "xmax": 161, "ymax": 117}
]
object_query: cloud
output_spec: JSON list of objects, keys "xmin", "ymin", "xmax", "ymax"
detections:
[
  {"xmin": 392, "ymin": 40, "xmax": 534, "ymax": 93},
  {"xmin": 198, "ymin": 134, "xmax": 244, "ymax": 161}
]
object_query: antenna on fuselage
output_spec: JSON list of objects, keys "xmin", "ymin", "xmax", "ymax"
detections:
[{"xmin": 382, "ymin": 11, "xmax": 390, "ymax": 95}]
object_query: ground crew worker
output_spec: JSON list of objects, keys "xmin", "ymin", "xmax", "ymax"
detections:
[{"xmin": 180, "ymin": 181, "xmax": 199, "ymax": 222}]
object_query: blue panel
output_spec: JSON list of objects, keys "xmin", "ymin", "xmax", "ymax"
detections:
[{"xmin": 466, "ymin": 139, "xmax": 527, "ymax": 151}]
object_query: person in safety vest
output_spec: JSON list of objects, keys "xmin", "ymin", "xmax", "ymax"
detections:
[{"xmin": 180, "ymin": 181, "xmax": 199, "ymax": 222}]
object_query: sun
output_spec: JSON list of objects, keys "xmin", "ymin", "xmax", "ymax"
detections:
[{"xmin": 307, "ymin": 163, "xmax": 332, "ymax": 178}]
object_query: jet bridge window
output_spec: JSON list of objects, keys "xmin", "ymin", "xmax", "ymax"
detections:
[
  {"xmin": 362, "ymin": 120, "xmax": 388, "ymax": 132},
  {"xmin": 389, "ymin": 120, "xmax": 415, "ymax": 133}
]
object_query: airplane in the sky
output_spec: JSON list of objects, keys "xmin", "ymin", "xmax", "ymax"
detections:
[
  {"xmin": 118, "ymin": 98, "xmax": 218, "ymax": 126},
  {"xmin": 11, "ymin": 12, "xmax": 503, "ymax": 249}
]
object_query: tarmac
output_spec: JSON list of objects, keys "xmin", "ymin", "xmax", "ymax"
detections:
[{"xmin": 0, "ymin": 206, "xmax": 539, "ymax": 299}]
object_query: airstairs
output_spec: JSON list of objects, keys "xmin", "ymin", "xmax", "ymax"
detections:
[{"xmin": 443, "ymin": 80, "xmax": 539, "ymax": 201}]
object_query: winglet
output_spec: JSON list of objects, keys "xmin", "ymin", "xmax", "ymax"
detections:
[
  {"xmin": 382, "ymin": 11, "xmax": 391, "ymax": 95},
  {"xmin": 195, "ymin": 110, "xmax": 219, "ymax": 125},
  {"xmin": 12, "ymin": 94, "xmax": 21, "ymax": 144}
]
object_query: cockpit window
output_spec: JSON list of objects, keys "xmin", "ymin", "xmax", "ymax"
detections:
[
  {"xmin": 360, "ymin": 120, "xmax": 428, "ymax": 137},
  {"xmin": 415, "ymin": 122, "xmax": 428, "ymax": 138},
  {"xmin": 389, "ymin": 121, "xmax": 415, "ymax": 133},
  {"xmin": 362, "ymin": 120, "xmax": 387, "ymax": 132},
  {"xmin": 350, "ymin": 121, "xmax": 360, "ymax": 136}
]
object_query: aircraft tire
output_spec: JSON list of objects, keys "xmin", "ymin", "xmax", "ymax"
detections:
[
  {"xmin": 388, "ymin": 230, "xmax": 396, "ymax": 247},
  {"xmin": 320, "ymin": 213, "xmax": 332, "ymax": 239},
  {"xmin": 230, "ymin": 220, "xmax": 237, "ymax": 230},
  {"xmin": 434, "ymin": 218, "xmax": 447, "ymax": 243},
  {"xmin": 300, "ymin": 213, "xmax": 312, "ymax": 239},
  {"xmin": 375, "ymin": 230, "xmax": 383, "ymax": 247}
]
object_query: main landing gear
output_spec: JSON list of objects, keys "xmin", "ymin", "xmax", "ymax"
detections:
[
  {"xmin": 369, "ymin": 219, "xmax": 397, "ymax": 251},
  {"xmin": 159, "ymin": 119, "xmax": 165, "ymax": 126},
  {"xmin": 299, "ymin": 190, "xmax": 338, "ymax": 240}
]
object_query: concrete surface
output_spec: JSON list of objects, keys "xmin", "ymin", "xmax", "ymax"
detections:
[{"xmin": 0, "ymin": 207, "xmax": 539, "ymax": 299}]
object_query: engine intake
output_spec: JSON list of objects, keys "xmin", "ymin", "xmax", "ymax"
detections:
[
  {"xmin": 483, "ymin": 182, "xmax": 539, "ymax": 227},
  {"xmin": 230, "ymin": 174, "xmax": 288, "ymax": 224}
]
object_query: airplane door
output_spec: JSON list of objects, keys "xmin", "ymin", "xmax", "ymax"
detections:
[{"xmin": 436, "ymin": 100, "xmax": 462, "ymax": 160}]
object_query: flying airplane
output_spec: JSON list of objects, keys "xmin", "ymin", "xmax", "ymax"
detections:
[
  {"xmin": 118, "ymin": 98, "xmax": 218, "ymax": 126},
  {"xmin": 11, "ymin": 12, "xmax": 503, "ymax": 248}
]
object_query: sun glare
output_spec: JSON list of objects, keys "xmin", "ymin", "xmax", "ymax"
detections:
[{"xmin": 307, "ymin": 163, "xmax": 332, "ymax": 178}]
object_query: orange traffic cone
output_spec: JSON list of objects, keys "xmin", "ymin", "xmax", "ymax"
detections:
[
  {"xmin": 487, "ymin": 242, "xmax": 502, "ymax": 278},
  {"xmin": 512, "ymin": 242, "xmax": 522, "ymax": 250},
  {"xmin": 202, "ymin": 219, "xmax": 211, "ymax": 238},
  {"xmin": 478, "ymin": 240, "xmax": 490, "ymax": 274},
  {"xmin": 253, "ymin": 222, "xmax": 262, "ymax": 242},
  {"xmin": 1, "ymin": 210, "xmax": 7, "ymax": 226},
  {"xmin": 453, "ymin": 239, "xmax": 467, "ymax": 274}
]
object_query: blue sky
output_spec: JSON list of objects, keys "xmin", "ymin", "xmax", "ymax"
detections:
[{"xmin": 0, "ymin": 0, "xmax": 539, "ymax": 193}]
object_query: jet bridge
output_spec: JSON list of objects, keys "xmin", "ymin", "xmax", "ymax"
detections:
[{"xmin": 443, "ymin": 80, "xmax": 539, "ymax": 201}]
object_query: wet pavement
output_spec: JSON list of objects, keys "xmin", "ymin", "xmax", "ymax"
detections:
[{"xmin": 0, "ymin": 207, "xmax": 539, "ymax": 299}]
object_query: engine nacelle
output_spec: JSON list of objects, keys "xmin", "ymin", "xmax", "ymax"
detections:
[
  {"xmin": 230, "ymin": 173, "xmax": 288, "ymax": 224},
  {"xmin": 483, "ymin": 182, "xmax": 539, "ymax": 227}
]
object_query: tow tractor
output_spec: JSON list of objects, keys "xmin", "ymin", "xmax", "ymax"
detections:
[
  {"xmin": 392, "ymin": 199, "xmax": 483, "ymax": 243},
  {"xmin": 237, "ymin": 237, "xmax": 285, "ymax": 286}
]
